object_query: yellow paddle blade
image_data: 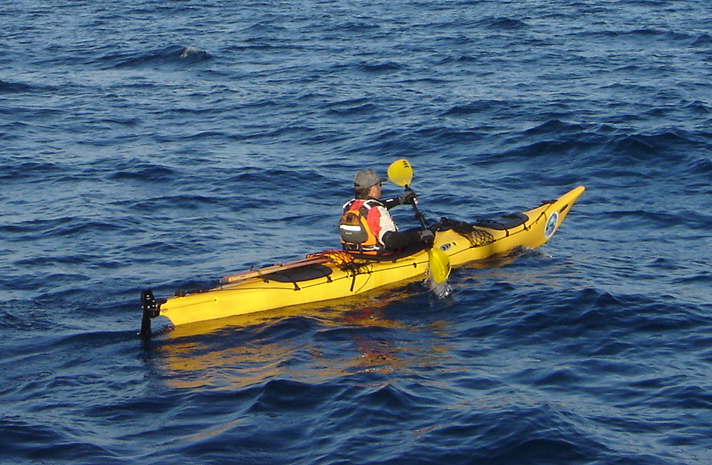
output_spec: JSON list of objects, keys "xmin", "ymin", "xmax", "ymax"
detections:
[
  {"xmin": 387, "ymin": 159, "xmax": 413, "ymax": 187},
  {"xmin": 428, "ymin": 247, "xmax": 451, "ymax": 284}
]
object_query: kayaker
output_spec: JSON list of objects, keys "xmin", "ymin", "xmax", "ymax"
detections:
[{"xmin": 339, "ymin": 168, "xmax": 435, "ymax": 255}]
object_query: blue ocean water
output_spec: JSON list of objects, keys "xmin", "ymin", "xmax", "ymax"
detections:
[{"xmin": 2, "ymin": 0, "xmax": 711, "ymax": 463}]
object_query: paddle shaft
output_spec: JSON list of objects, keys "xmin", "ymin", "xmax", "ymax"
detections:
[{"xmin": 404, "ymin": 184, "xmax": 428, "ymax": 230}]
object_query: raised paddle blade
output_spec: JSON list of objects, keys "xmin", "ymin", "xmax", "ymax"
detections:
[
  {"xmin": 387, "ymin": 159, "xmax": 414, "ymax": 187},
  {"xmin": 428, "ymin": 247, "xmax": 451, "ymax": 284}
]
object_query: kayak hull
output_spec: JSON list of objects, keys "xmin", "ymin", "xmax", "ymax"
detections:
[{"xmin": 144, "ymin": 186, "xmax": 585, "ymax": 331}]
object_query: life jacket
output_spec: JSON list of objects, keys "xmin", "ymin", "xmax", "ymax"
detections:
[{"xmin": 339, "ymin": 199, "xmax": 380, "ymax": 254}]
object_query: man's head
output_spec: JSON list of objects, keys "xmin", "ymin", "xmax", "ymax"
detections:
[{"xmin": 354, "ymin": 169, "xmax": 386, "ymax": 198}]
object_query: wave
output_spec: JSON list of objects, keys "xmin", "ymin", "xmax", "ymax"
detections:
[
  {"xmin": 326, "ymin": 98, "xmax": 380, "ymax": 117},
  {"xmin": 107, "ymin": 162, "xmax": 178, "ymax": 182},
  {"xmin": 691, "ymin": 33, "xmax": 712, "ymax": 47},
  {"xmin": 0, "ymin": 417, "xmax": 114, "ymax": 462},
  {"xmin": 1, "ymin": 216, "xmax": 124, "ymax": 239},
  {"xmin": 463, "ymin": 119, "xmax": 710, "ymax": 181},
  {"xmin": 0, "ymin": 159, "xmax": 64, "ymax": 181},
  {"xmin": 107, "ymin": 45, "xmax": 212, "ymax": 70},
  {"xmin": 356, "ymin": 60, "xmax": 404, "ymax": 73},
  {"xmin": 479, "ymin": 16, "xmax": 529, "ymax": 30},
  {"xmin": 0, "ymin": 80, "xmax": 34, "ymax": 94},
  {"xmin": 443, "ymin": 100, "xmax": 508, "ymax": 116}
]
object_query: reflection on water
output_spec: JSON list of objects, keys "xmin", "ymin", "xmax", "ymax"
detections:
[{"xmin": 152, "ymin": 286, "xmax": 453, "ymax": 391}]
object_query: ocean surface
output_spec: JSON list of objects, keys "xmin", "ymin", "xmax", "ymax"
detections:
[{"xmin": 2, "ymin": 0, "xmax": 711, "ymax": 463}]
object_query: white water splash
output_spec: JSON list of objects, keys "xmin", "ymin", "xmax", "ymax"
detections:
[{"xmin": 426, "ymin": 275, "xmax": 452, "ymax": 299}]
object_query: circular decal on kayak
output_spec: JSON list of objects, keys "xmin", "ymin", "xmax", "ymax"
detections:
[{"xmin": 545, "ymin": 211, "xmax": 559, "ymax": 239}]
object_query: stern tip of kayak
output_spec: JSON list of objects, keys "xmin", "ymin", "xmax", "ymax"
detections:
[{"xmin": 140, "ymin": 289, "xmax": 161, "ymax": 339}]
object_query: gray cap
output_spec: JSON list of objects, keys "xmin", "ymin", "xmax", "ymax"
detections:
[{"xmin": 354, "ymin": 169, "xmax": 387, "ymax": 189}]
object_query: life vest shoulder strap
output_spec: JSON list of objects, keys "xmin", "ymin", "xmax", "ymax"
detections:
[{"xmin": 342, "ymin": 198, "xmax": 382, "ymax": 211}]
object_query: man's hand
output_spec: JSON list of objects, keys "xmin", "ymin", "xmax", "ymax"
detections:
[
  {"xmin": 398, "ymin": 188, "xmax": 417, "ymax": 205},
  {"xmin": 418, "ymin": 229, "xmax": 435, "ymax": 244}
]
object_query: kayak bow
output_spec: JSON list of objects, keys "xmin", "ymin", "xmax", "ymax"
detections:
[{"xmin": 140, "ymin": 186, "xmax": 584, "ymax": 337}]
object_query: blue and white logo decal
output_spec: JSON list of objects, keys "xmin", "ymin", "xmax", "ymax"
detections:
[{"xmin": 544, "ymin": 211, "xmax": 559, "ymax": 239}]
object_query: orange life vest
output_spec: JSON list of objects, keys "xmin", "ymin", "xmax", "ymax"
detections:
[{"xmin": 339, "ymin": 199, "xmax": 380, "ymax": 254}]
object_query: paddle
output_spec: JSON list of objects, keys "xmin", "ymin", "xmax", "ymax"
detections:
[{"xmin": 387, "ymin": 159, "xmax": 451, "ymax": 284}]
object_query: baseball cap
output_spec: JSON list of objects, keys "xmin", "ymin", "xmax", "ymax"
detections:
[{"xmin": 353, "ymin": 169, "xmax": 387, "ymax": 189}]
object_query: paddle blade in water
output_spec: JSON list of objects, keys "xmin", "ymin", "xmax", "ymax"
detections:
[
  {"xmin": 428, "ymin": 247, "xmax": 451, "ymax": 284},
  {"xmin": 387, "ymin": 159, "xmax": 413, "ymax": 187}
]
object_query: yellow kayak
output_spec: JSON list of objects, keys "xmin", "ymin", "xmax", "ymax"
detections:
[{"xmin": 140, "ymin": 185, "xmax": 584, "ymax": 336}]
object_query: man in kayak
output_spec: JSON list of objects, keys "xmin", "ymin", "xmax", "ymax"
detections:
[{"xmin": 339, "ymin": 168, "xmax": 435, "ymax": 255}]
